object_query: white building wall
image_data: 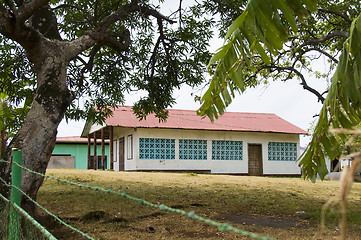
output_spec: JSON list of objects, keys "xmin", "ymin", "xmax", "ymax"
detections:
[
  {"xmin": 259, "ymin": 133, "xmax": 300, "ymax": 175},
  {"xmin": 112, "ymin": 127, "xmax": 301, "ymax": 175},
  {"xmin": 112, "ymin": 127, "xmax": 137, "ymax": 171}
]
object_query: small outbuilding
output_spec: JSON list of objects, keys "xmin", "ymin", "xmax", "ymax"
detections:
[
  {"xmin": 81, "ymin": 106, "xmax": 308, "ymax": 176},
  {"xmin": 50, "ymin": 136, "xmax": 110, "ymax": 169}
]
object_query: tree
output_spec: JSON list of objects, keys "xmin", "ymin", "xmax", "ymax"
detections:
[
  {"xmin": 198, "ymin": 0, "xmax": 361, "ymax": 181},
  {"xmin": 0, "ymin": 0, "xmax": 227, "ymax": 217}
]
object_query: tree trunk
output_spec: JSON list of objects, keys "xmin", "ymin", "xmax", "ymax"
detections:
[
  {"xmin": 0, "ymin": 129, "xmax": 7, "ymax": 159},
  {"xmin": 0, "ymin": 43, "xmax": 72, "ymax": 217}
]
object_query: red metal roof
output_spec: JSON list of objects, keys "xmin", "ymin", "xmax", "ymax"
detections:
[{"xmin": 104, "ymin": 106, "xmax": 308, "ymax": 134}]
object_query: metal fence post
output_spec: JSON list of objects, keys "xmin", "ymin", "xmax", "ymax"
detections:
[{"xmin": 8, "ymin": 148, "xmax": 22, "ymax": 240}]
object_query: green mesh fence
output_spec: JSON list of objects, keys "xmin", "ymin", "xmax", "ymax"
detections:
[
  {"xmin": 0, "ymin": 173, "xmax": 95, "ymax": 240},
  {"xmin": 0, "ymin": 191, "xmax": 54, "ymax": 240},
  {"xmin": 0, "ymin": 199, "xmax": 9, "ymax": 239}
]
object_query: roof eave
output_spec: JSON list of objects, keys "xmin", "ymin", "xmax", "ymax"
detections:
[
  {"xmin": 104, "ymin": 124, "xmax": 308, "ymax": 135},
  {"xmin": 81, "ymin": 120, "xmax": 93, "ymax": 138}
]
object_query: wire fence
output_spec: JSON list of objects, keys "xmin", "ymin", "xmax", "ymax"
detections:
[
  {"xmin": 0, "ymin": 192, "xmax": 56, "ymax": 240},
  {"xmin": 0, "ymin": 156, "xmax": 275, "ymax": 240},
  {"xmin": 0, "ymin": 175, "xmax": 95, "ymax": 240}
]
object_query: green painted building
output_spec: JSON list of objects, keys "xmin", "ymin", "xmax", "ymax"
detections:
[{"xmin": 51, "ymin": 136, "xmax": 110, "ymax": 169}]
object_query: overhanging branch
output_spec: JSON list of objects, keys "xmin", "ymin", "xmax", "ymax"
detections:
[
  {"xmin": 100, "ymin": 1, "xmax": 175, "ymax": 30},
  {"xmin": 318, "ymin": 8, "xmax": 352, "ymax": 23},
  {"xmin": 138, "ymin": 5, "xmax": 176, "ymax": 24},
  {"xmin": 66, "ymin": 1, "xmax": 176, "ymax": 63},
  {"xmin": 263, "ymin": 65, "xmax": 326, "ymax": 103},
  {"xmin": 301, "ymin": 31, "xmax": 349, "ymax": 48},
  {"xmin": 52, "ymin": 4, "xmax": 93, "ymax": 23},
  {"xmin": 303, "ymin": 47, "xmax": 339, "ymax": 63}
]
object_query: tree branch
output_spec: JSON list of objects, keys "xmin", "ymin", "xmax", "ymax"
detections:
[
  {"xmin": 264, "ymin": 65, "xmax": 325, "ymax": 103},
  {"xmin": 146, "ymin": 16, "xmax": 175, "ymax": 79},
  {"xmin": 303, "ymin": 47, "xmax": 339, "ymax": 63},
  {"xmin": 99, "ymin": 3, "xmax": 138, "ymax": 29},
  {"xmin": 52, "ymin": 4, "xmax": 94, "ymax": 24},
  {"xmin": 66, "ymin": 1, "xmax": 176, "ymax": 62},
  {"xmin": 103, "ymin": 29, "xmax": 131, "ymax": 52},
  {"xmin": 137, "ymin": 5, "xmax": 176, "ymax": 24},
  {"xmin": 318, "ymin": 8, "xmax": 352, "ymax": 24},
  {"xmin": 64, "ymin": 33, "xmax": 97, "ymax": 61},
  {"xmin": 94, "ymin": 0, "xmax": 99, "ymax": 25},
  {"xmin": 0, "ymin": 5, "xmax": 44, "ymax": 56},
  {"xmin": 100, "ymin": 1, "xmax": 175, "ymax": 30},
  {"xmin": 83, "ymin": 44, "xmax": 101, "ymax": 74},
  {"xmin": 3, "ymin": 0, "xmax": 18, "ymax": 15},
  {"xmin": 178, "ymin": 0, "xmax": 183, "ymax": 27},
  {"xmin": 158, "ymin": 18, "xmax": 171, "ymax": 60},
  {"xmin": 17, "ymin": 0, "xmax": 49, "ymax": 22},
  {"xmin": 147, "ymin": 36, "xmax": 161, "ymax": 78},
  {"xmin": 0, "ymin": 4, "xmax": 12, "ymax": 26},
  {"xmin": 301, "ymin": 31, "xmax": 349, "ymax": 48},
  {"xmin": 75, "ymin": 44, "xmax": 101, "ymax": 90}
]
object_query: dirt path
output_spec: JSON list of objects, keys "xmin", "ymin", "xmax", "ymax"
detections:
[{"xmin": 221, "ymin": 213, "xmax": 308, "ymax": 229}]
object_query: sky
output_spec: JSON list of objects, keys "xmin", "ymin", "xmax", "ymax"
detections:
[{"xmin": 57, "ymin": 1, "xmax": 331, "ymax": 148}]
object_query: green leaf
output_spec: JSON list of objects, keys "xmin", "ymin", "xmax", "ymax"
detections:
[
  {"xmin": 277, "ymin": 0, "xmax": 298, "ymax": 32},
  {"xmin": 300, "ymin": 0, "xmax": 317, "ymax": 12},
  {"xmin": 225, "ymin": 11, "xmax": 248, "ymax": 40},
  {"xmin": 207, "ymin": 42, "xmax": 233, "ymax": 69},
  {"xmin": 0, "ymin": 93, "xmax": 7, "ymax": 100},
  {"xmin": 221, "ymin": 87, "xmax": 232, "ymax": 106},
  {"xmin": 230, "ymin": 66, "xmax": 245, "ymax": 91},
  {"xmin": 317, "ymin": 150, "xmax": 329, "ymax": 180},
  {"xmin": 253, "ymin": 42, "xmax": 270, "ymax": 65},
  {"xmin": 214, "ymin": 97, "xmax": 225, "ymax": 115}
]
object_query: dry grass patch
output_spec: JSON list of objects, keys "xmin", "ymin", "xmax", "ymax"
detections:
[{"xmin": 36, "ymin": 170, "xmax": 361, "ymax": 239}]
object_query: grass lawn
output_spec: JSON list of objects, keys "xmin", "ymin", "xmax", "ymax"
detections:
[{"xmin": 37, "ymin": 169, "xmax": 361, "ymax": 239}]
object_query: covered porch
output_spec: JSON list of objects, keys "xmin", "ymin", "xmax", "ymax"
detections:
[{"xmin": 84, "ymin": 126, "xmax": 115, "ymax": 170}]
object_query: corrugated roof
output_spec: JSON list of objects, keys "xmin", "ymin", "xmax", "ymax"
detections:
[
  {"xmin": 104, "ymin": 106, "xmax": 308, "ymax": 134},
  {"xmin": 56, "ymin": 136, "xmax": 109, "ymax": 143}
]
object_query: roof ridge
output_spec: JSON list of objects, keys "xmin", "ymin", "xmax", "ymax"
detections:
[
  {"xmin": 114, "ymin": 106, "xmax": 277, "ymax": 116},
  {"xmin": 96, "ymin": 105, "xmax": 308, "ymax": 135}
]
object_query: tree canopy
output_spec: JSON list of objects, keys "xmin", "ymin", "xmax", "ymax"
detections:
[
  {"xmin": 0, "ymin": 0, "xmax": 219, "ymax": 124},
  {"xmin": 0, "ymin": 0, "xmax": 252, "ymax": 215},
  {"xmin": 198, "ymin": 0, "xmax": 361, "ymax": 181}
]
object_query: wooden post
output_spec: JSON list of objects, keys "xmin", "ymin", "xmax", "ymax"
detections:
[
  {"xmin": 101, "ymin": 128, "xmax": 105, "ymax": 170},
  {"xmin": 87, "ymin": 135, "xmax": 91, "ymax": 169},
  {"xmin": 93, "ymin": 132, "xmax": 97, "ymax": 170},
  {"xmin": 110, "ymin": 126, "xmax": 114, "ymax": 170}
]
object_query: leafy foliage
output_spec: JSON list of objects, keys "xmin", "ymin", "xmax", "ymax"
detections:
[
  {"xmin": 199, "ymin": 0, "xmax": 248, "ymax": 38},
  {"xmin": 0, "ymin": 0, "xmax": 217, "ymax": 126},
  {"xmin": 198, "ymin": 0, "xmax": 361, "ymax": 180},
  {"xmin": 48, "ymin": 0, "xmax": 214, "ymax": 123},
  {"xmin": 300, "ymin": 13, "xmax": 361, "ymax": 181},
  {"xmin": 198, "ymin": 0, "xmax": 317, "ymax": 121},
  {"xmin": 0, "ymin": 36, "xmax": 34, "ymax": 138}
]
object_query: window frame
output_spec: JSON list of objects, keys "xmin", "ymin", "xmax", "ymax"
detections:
[
  {"xmin": 127, "ymin": 134, "xmax": 133, "ymax": 160},
  {"xmin": 113, "ymin": 140, "xmax": 118, "ymax": 162}
]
